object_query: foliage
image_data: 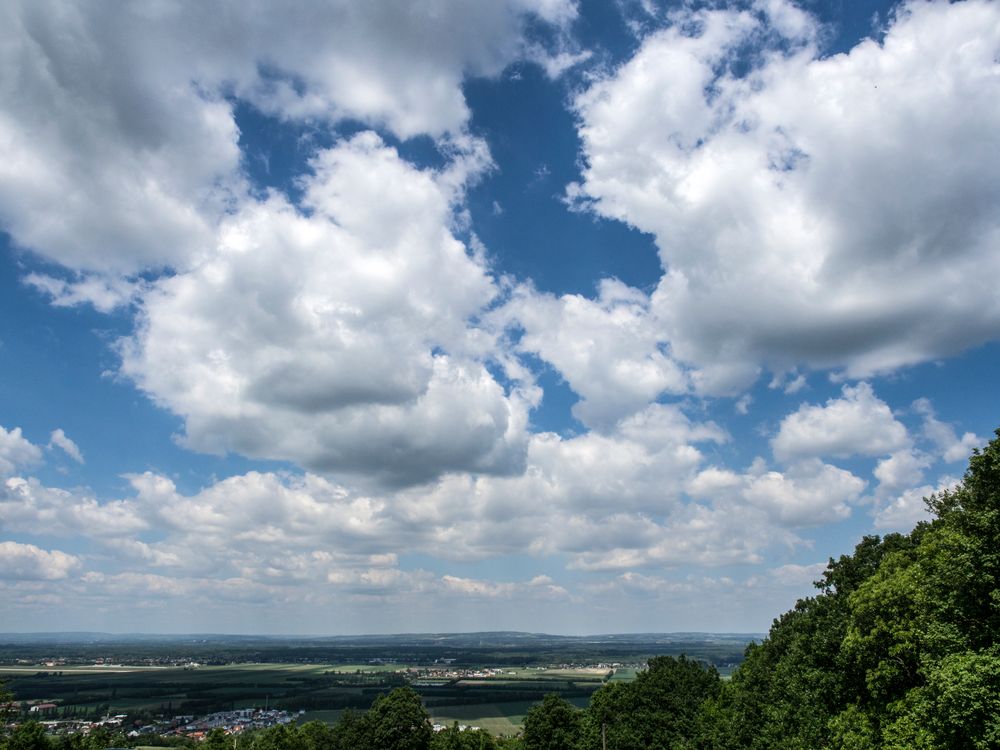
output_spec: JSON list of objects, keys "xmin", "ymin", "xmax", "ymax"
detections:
[
  {"xmin": 579, "ymin": 656, "xmax": 720, "ymax": 750},
  {"xmin": 707, "ymin": 428, "xmax": 1000, "ymax": 749},
  {"xmin": 521, "ymin": 694, "xmax": 580, "ymax": 750},
  {"xmin": 430, "ymin": 723, "xmax": 499, "ymax": 750},
  {"xmin": 0, "ymin": 680, "xmax": 12, "ymax": 723},
  {"xmin": 201, "ymin": 728, "xmax": 229, "ymax": 750},
  {"xmin": 2, "ymin": 723, "xmax": 50, "ymax": 750},
  {"xmin": 362, "ymin": 687, "xmax": 433, "ymax": 750}
]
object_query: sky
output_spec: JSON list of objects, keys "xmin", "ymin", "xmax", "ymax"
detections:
[{"xmin": 1, "ymin": 0, "xmax": 999, "ymax": 636}]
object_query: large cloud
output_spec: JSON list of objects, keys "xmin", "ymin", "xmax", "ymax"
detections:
[
  {"xmin": 380, "ymin": 403, "xmax": 734, "ymax": 566},
  {"xmin": 1, "ymin": 392, "xmax": 953, "ymax": 626},
  {"xmin": 688, "ymin": 457, "xmax": 866, "ymax": 529},
  {"xmin": 0, "ymin": 0, "xmax": 577, "ymax": 274},
  {"xmin": 0, "ymin": 541, "xmax": 80, "ymax": 581},
  {"xmin": 494, "ymin": 279, "xmax": 687, "ymax": 430},
  {"xmin": 0, "ymin": 396, "xmax": 888, "ymax": 601},
  {"xmin": 740, "ymin": 459, "xmax": 866, "ymax": 526},
  {"xmin": 569, "ymin": 0, "xmax": 1000, "ymax": 391},
  {"xmin": 771, "ymin": 382, "xmax": 909, "ymax": 461},
  {"xmin": 1, "ymin": 476, "xmax": 149, "ymax": 537},
  {"xmin": 0, "ymin": 404, "xmax": 764, "ymax": 581},
  {"xmin": 120, "ymin": 134, "xmax": 530, "ymax": 486}
]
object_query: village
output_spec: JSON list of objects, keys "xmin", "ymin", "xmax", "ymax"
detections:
[{"xmin": 11, "ymin": 707, "xmax": 299, "ymax": 741}]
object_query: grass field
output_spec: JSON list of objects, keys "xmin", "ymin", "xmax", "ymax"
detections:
[
  {"xmin": 298, "ymin": 709, "xmax": 347, "ymax": 724},
  {"xmin": 609, "ymin": 667, "xmax": 639, "ymax": 681},
  {"xmin": 428, "ymin": 702, "xmax": 525, "ymax": 735},
  {"xmin": 0, "ymin": 666, "xmax": 169, "ymax": 674},
  {"xmin": 428, "ymin": 695, "xmax": 592, "ymax": 736}
]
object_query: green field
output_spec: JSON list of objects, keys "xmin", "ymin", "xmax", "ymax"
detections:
[
  {"xmin": 0, "ymin": 663, "xmax": 401, "ymax": 717},
  {"xmin": 608, "ymin": 667, "xmax": 638, "ymax": 681},
  {"xmin": 428, "ymin": 696, "xmax": 591, "ymax": 736},
  {"xmin": 298, "ymin": 709, "xmax": 347, "ymax": 724}
]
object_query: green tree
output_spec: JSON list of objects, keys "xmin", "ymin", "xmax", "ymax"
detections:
[
  {"xmin": 430, "ymin": 723, "xmax": 498, "ymax": 750},
  {"xmin": 362, "ymin": 687, "xmax": 431, "ymax": 750},
  {"xmin": 329, "ymin": 709, "xmax": 367, "ymax": 750},
  {"xmin": 705, "ymin": 428, "xmax": 1000, "ymax": 749},
  {"xmin": 297, "ymin": 720, "xmax": 337, "ymax": 750},
  {"xmin": 580, "ymin": 656, "xmax": 719, "ymax": 750},
  {"xmin": 522, "ymin": 694, "xmax": 580, "ymax": 750},
  {"xmin": 254, "ymin": 724, "xmax": 301, "ymax": 750},
  {"xmin": 837, "ymin": 430, "xmax": 1000, "ymax": 747},
  {"xmin": 922, "ymin": 650, "xmax": 1000, "ymax": 748},
  {"xmin": 81, "ymin": 727, "xmax": 110, "ymax": 750},
  {"xmin": 201, "ymin": 729, "xmax": 230, "ymax": 750},
  {"xmin": 4, "ymin": 722, "xmax": 51, "ymax": 750},
  {"xmin": 0, "ymin": 679, "xmax": 12, "ymax": 723},
  {"xmin": 578, "ymin": 681, "xmax": 643, "ymax": 750}
]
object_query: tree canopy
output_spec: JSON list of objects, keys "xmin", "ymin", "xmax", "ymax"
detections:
[{"xmin": 708, "ymin": 428, "xmax": 1000, "ymax": 749}]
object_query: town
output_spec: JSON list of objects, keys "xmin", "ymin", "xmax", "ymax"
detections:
[{"xmin": 7, "ymin": 706, "xmax": 299, "ymax": 741}]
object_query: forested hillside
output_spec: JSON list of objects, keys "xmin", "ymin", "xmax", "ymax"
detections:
[
  {"xmin": 3, "ymin": 430, "xmax": 998, "ymax": 750},
  {"xmin": 708, "ymin": 428, "xmax": 1000, "ymax": 749}
]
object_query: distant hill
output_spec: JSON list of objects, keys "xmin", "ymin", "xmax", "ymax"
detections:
[{"xmin": 0, "ymin": 631, "xmax": 763, "ymax": 646}]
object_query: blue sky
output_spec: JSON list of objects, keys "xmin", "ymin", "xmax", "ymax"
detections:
[{"xmin": 1, "ymin": 0, "xmax": 998, "ymax": 635}]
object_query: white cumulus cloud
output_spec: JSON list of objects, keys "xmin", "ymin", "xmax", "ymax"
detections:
[
  {"xmin": 120, "ymin": 134, "xmax": 529, "ymax": 486},
  {"xmin": 570, "ymin": 0, "xmax": 1000, "ymax": 388},
  {"xmin": 913, "ymin": 398, "xmax": 984, "ymax": 463},
  {"xmin": 741, "ymin": 459, "xmax": 866, "ymax": 526},
  {"xmin": 495, "ymin": 278, "xmax": 687, "ymax": 429},
  {"xmin": 0, "ymin": 426, "xmax": 41, "ymax": 477},
  {"xmin": 0, "ymin": 541, "xmax": 80, "ymax": 581},
  {"xmin": 0, "ymin": 0, "xmax": 578, "ymax": 275},
  {"xmin": 771, "ymin": 382, "xmax": 909, "ymax": 462}
]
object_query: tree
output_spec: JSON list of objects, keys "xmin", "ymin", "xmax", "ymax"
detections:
[
  {"xmin": 579, "ymin": 657, "xmax": 719, "ymax": 750},
  {"xmin": 81, "ymin": 727, "xmax": 110, "ymax": 750},
  {"xmin": 298, "ymin": 720, "xmax": 337, "ymax": 750},
  {"xmin": 257, "ymin": 724, "xmax": 308, "ymax": 750},
  {"xmin": 837, "ymin": 429, "xmax": 1000, "ymax": 747},
  {"xmin": 430, "ymin": 723, "xmax": 498, "ymax": 750},
  {"xmin": 330, "ymin": 709, "xmax": 367, "ymax": 750},
  {"xmin": 3, "ymin": 722, "xmax": 51, "ymax": 750},
  {"xmin": 201, "ymin": 729, "xmax": 230, "ymax": 750},
  {"xmin": 706, "ymin": 428, "xmax": 1000, "ymax": 749},
  {"xmin": 521, "ymin": 694, "xmax": 581, "ymax": 750},
  {"xmin": 578, "ymin": 681, "xmax": 643, "ymax": 750},
  {"xmin": 362, "ymin": 687, "xmax": 432, "ymax": 750},
  {"xmin": 0, "ymin": 679, "xmax": 13, "ymax": 724}
]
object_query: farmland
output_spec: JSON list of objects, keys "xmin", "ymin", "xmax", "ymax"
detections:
[
  {"xmin": 0, "ymin": 632, "xmax": 755, "ymax": 735},
  {"xmin": 0, "ymin": 663, "xmax": 615, "ymax": 721}
]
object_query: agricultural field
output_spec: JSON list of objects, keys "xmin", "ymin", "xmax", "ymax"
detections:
[
  {"xmin": 1, "ymin": 662, "xmax": 620, "ymax": 733},
  {"xmin": 0, "ymin": 632, "xmax": 754, "ymax": 734},
  {"xmin": 0, "ymin": 662, "xmax": 403, "ymax": 719},
  {"xmin": 427, "ymin": 697, "xmax": 591, "ymax": 736}
]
